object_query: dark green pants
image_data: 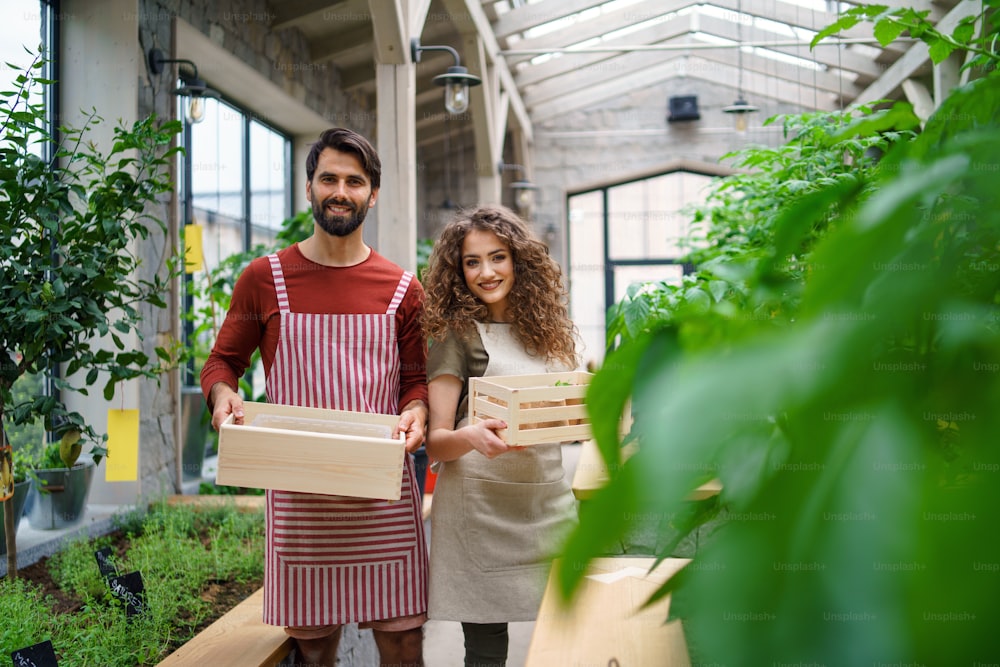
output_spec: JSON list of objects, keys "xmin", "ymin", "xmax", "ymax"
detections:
[{"xmin": 462, "ymin": 622, "xmax": 509, "ymax": 667}]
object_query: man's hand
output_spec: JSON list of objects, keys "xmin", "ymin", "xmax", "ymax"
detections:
[
  {"xmin": 395, "ymin": 400, "xmax": 428, "ymax": 453},
  {"xmin": 209, "ymin": 382, "xmax": 244, "ymax": 430}
]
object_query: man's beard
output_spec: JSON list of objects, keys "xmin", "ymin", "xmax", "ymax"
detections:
[{"xmin": 313, "ymin": 196, "xmax": 369, "ymax": 237}]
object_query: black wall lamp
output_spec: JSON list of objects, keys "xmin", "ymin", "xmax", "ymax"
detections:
[
  {"xmin": 147, "ymin": 48, "xmax": 219, "ymax": 124},
  {"xmin": 411, "ymin": 38, "xmax": 482, "ymax": 115}
]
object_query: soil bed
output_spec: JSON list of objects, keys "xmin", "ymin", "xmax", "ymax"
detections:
[{"xmin": 14, "ymin": 525, "xmax": 263, "ymax": 655}]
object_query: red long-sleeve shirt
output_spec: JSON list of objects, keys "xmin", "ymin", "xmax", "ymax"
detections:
[{"xmin": 200, "ymin": 243, "xmax": 428, "ymax": 413}]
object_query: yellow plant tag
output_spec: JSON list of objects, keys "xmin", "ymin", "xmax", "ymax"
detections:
[
  {"xmin": 106, "ymin": 409, "xmax": 140, "ymax": 482},
  {"xmin": 184, "ymin": 223, "xmax": 204, "ymax": 274},
  {"xmin": 1, "ymin": 445, "xmax": 13, "ymax": 501}
]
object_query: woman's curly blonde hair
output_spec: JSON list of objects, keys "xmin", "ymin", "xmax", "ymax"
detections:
[{"xmin": 422, "ymin": 204, "xmax": 579, "ymax": 368}]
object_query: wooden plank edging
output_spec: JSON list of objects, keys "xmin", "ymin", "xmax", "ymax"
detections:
[{"xmin": 157, "ymin": 588, "xmax": 291, "ymax": 667}]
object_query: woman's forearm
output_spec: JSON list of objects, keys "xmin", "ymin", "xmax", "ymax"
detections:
[{"xmin": 425, "ymin": 426, "xmax": 474, "ymax": 462}]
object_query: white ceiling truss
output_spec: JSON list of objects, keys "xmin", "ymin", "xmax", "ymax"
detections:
[{"xmin": 265, "ymin": 0, "xmax": 974, "ymax": 158}]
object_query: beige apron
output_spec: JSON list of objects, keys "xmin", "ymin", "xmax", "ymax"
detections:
[
  {"xmin": 262, "ymin": 253, "xmax": 428, "ymax": 628},
  {"xmin": 428, "ymin": 322, "xmax": 577, "ymax": 623}
]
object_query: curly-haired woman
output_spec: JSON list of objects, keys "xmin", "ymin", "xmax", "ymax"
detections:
[{"xmin": 421, "ymin": 204, "xmax": 580, "ymax": 666}]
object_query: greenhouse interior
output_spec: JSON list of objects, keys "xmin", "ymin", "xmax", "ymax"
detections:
[{"xmin": 1, "ymin": 0, "xmax": 996, "ymax": 665}]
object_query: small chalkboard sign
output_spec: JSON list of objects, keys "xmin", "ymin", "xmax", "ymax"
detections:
[
  {"xmin": 108, "ymin": 571, "xmax": 146, "ymax": 618},
  {"xmin": 94, "ymin": 546, "xmax": 118, "ymax": 578},
  {"xmin": 10, "ymin": 639, "xmax": 59, "ymax": 666}
]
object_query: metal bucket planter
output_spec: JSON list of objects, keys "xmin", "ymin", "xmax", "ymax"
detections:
[
  {"xmin": 27, "ymin": 460, "xmax": 96, "ymax": 530},
  {"xmin": 0, "ymin": 479, "xmax": 31, "ymax": 554},
  {"xmin": 181, "ymin": 385, "xmax": 211, "ymax": 481}
]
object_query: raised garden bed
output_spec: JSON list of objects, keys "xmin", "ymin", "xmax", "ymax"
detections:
[{"xmin": 1, "ymin": 496, "xmax": 265, "ymax": 666}]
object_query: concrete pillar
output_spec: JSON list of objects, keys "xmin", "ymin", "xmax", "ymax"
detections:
[
  {"xmin": 375, "ymin": 62, "xmax": 419, "ymax": 272},
  {"xmin": 60, "ymin": 0, "xmax": 143, "ymax": 507}
]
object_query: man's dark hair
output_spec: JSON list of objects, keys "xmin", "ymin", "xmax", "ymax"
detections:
[{"xmin": 305, "ymin": 127, "xmax": 381, "ymax": 189}]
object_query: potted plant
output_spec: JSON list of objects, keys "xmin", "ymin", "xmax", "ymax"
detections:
[
  {"xmin": 0, "ymin": 435, "xmax": 32, "ymax": 555},
  {"xmin": 0, "ymin": 53, "xmax": 183, "ymax": 575},
  {"xmin": 23, "ymin": 430, "xmax": 103, "ymax": 531}
]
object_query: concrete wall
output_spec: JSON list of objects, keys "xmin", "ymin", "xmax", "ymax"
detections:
[
  {"xmin": 533, "ymin": 75, "xmax": 806, "ymax": 268},
  {"xmin": 59, "ymin": 0, "xmax": 151, "ymax": 506}
]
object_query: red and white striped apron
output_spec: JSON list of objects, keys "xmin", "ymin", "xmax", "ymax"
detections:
[{"xmin": 261, "ymin": 253, "xmax": 428, "ymax": 627}]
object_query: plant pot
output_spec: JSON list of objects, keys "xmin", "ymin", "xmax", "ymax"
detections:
[
  {"xmin": 181, "ymin": 386, "xmax": 211, "ymax": 481},
  {"xmin": 1, "ymin": 479, "xmax": 31, "ymax": 554},
  {"xmin": 27, "ymin": 460, "xmax": 96, "ymax": 530}
]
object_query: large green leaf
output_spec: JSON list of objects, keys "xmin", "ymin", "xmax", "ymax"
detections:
[{"xmin": 562, "ymin": 16, "xmax": 1000, "ymax": 662}]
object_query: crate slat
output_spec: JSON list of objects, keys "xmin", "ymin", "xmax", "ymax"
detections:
[
  {"xmin": 505, "ymin": 423, "xmax": 594, "ymax": 446},
  {"xmin": 472, "ymin": 398, "xmax": 588, "ymax": 425},
  {"xmin": 216, "ymin": 402, "xmax": 404, "ymax": 500}
]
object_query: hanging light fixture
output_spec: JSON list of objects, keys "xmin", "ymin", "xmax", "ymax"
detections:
[
  {"xmin": 411, "ymin": 38, "xmax": 482, "ymax": 115},
  {"xmin": 147, "ymin": 48, "xmax": 220, "ymax": 124},
  {"xmin": 498, "ymin": 162, "xmax": 541, "ymax": 214},
  {"xmin": 723, "ymin": 97, "xmax": 759, "ymax": 133},
  {"xmin": 722, "ymin": 1, "xmax": 759, "ymax": 133}
]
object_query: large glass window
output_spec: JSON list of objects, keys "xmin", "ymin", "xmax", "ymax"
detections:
[
  {"xmin": 568, "ymin": 170, "xmax": 713, "ymax": 365},
  {"xmin": 185, "ymin": 98, "xmax": 292, "ymax": 267},
  {"xmin": 180, "ymin": 96, "xmax": 293, "ymax": 392},
  {"xmin": 191, "ymin": 99, "xmax": 245, "ymax": 224},
  {"xmin": 249, "ymin": 119, "xmax": 291, "ymax": 241},
  {"xmin": 0, "ymin": 1, "xmax": 56, "ymax": 152},
  {"xmin": 1, "ymin": 0, "xmax": 56, "ymax": 456}
]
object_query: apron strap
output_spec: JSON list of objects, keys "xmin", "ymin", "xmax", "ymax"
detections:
[
  {"xmin": 267, "ymin": 254, "xmax": 291, "ymax": 314},
  {"xmin": 386, "ymin": 271, "xmax": 413, "ymax": 315}
]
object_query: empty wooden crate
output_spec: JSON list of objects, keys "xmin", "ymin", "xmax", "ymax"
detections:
[
  {"xmin": 469, "ymin": 371, "xmax": 592, "ymax": 446},
  {"xmin": 216, "ymin": 401, "xmax": 405, "ymax": 500}
]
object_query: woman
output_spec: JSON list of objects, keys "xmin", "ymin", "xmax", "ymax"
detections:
[{"xmin": 421, "ymin": 204, "xmax": 580, "ymax": 666}]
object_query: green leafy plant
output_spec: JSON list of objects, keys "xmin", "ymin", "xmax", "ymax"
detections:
[
  {"xmin": 0, "ymin": 51, "xmax": 184, "ymax": 571},
  {"xmin": 416, "ymin": 236, "xmax": 434, "ymax": 281},
  {"xmin": 183, "ymin": 240, "xmax": 264, "ymax": 385},
  {"xmin": 561, "ymin": 6, "xmax": 1000, "ymax": 664},
  {"xmin": 183, "ymin": 209, "xmax": 314, "ymax": 397},
  {"xmin": 0, "ymin": 577, "xmax": 55, "ymax": 653},
  {"xmin": 1, "ymin": 499, "xmax": 265, "ymax": 665},
  {"xmin": 605, "ymin": 104, "xmax": 915, "ymax": 351}
]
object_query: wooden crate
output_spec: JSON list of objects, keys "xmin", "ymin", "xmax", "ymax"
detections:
[
  {"xmin": 216, "ymin": 401, "xmax": 405, "ymax": 500},
  {"xmin": 525, "ymin": 557, "xmax": 692, "ymax": 666},
  {"xmin": 468, "ymin": 371, "xmax": 592, "ymax": 446}
]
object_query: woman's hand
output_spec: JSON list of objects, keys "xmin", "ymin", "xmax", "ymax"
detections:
[{"xmin": 461, "ymin": 418, "xmax": 518, "ymax": 459}]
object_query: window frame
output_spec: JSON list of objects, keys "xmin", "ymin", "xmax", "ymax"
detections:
[{"xmin": 567, "ymin": 163, "xmax": 729, "ymax": 362}]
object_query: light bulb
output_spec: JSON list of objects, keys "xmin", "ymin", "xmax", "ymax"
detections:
[
  {"xmin": 516, "ymin": 188, "xmax": 533, "ymax": 210},
  {"xmin": 444, "ymin": 82, "xmax": 469, "ymax": 115},
  {"xmin": 187, "ymin": 97, "xmax": 206, "ymax": 124},
  {"xmin": 734, "ymin": 112, "xmax": 748, "ymax": 133}
]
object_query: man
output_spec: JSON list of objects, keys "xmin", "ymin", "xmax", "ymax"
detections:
[{"xmin": 201, "ymin": 127, "xmax": 428, "ymax": 666}]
